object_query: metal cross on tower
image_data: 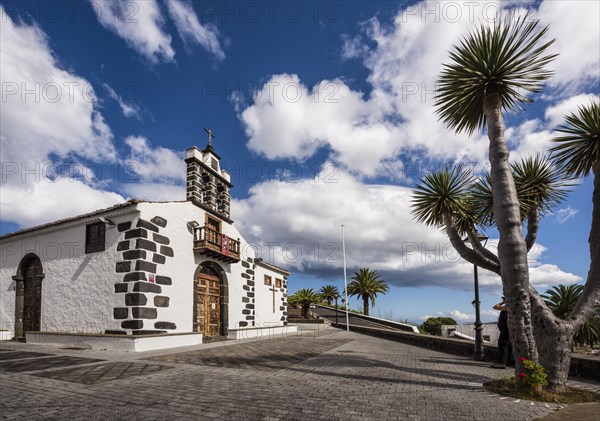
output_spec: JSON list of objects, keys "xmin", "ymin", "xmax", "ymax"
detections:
[{"xmin": 204, "ymin": 128, "xmax": 216, "ymax": 145}]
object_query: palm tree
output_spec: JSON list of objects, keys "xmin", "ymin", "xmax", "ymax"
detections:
[
  {"xmin": 542, "ymin": 284, "xmax": 583, "ymax": 319},
  {"xmin": 290, "ymin": 288, "xmax": 319, "ymax": 318},
  {"xmin": 435, "ymin": 15, "xmax": 557, "ymax": 373},
  {"xmin": 412, "ymin": 158, "xmax": 578, "ymax": 391},
  {"xmin": 319, "ymin": 285, "xmax": 339, "ymax": 306},
  {"xmin": 550, "ymin": 101, "xmax": 600, "ymax": 333},
  {"xmin": 347, "ymin": 268, "xmax": 389, "ymax": 316},
  {"xmin": 542, "ymin": 284, "xmax": 600, "ymax": 348},
  {"xmin": 412, "ymin": 155, "xmax": 569, "ymax": 278},
  {"xmin": 417, "ymin": 11, "xmax": 597, "ymax": 392}
]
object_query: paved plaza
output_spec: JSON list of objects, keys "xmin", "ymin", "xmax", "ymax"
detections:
[{"xmin": 0, "ymin": 327, "xmax": 598, "ymax": 420}]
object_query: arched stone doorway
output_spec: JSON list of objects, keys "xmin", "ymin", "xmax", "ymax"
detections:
[
  {"xmin": 13, "ymin": 254, "xmax": 45, "ymax": 339},
  {"xmin": 193, "ymin": 261, "xmax": 228, "ymax": 337}
]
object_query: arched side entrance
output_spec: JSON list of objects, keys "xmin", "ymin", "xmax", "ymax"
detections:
[
  {"xmin": 12, "ymin": 254, "xmax": 45, "ymax": 340},
  {"xmin": 193, "ymin": 261, "xmax": 228, "ymax": 337}
]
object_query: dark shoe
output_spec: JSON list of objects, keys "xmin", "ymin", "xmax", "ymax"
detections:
[{"xmin": 490, "ymin": 363, "xmax": 507, "ymax": 369}]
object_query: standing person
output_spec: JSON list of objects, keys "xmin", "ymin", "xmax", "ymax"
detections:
[{"xmin": 491, "ymin": 297, "xmax": 513, "ymax": 368}]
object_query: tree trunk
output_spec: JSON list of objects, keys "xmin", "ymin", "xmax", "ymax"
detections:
[
  {"xmin": 530, "ymin": 160, "xmax": 600, "ymax": 392},
  {"xmin": 483, "ymin": 92, "xmax": 538, "ymax": 374},
  {"xmin": 568, "ymin": 161, "xmax": 600, "ymax": 331},
  {"xmin": 539, "ymin": 325, "xmax": 574, "ymax": 392},
  {"xmin": 529, "ymin": 289, "xmax": 574, "ymax": 392},
  {"xmin": 363, "ymin": 295, "xmax": 369, "ymax": 316},
  {"xmin": 302, "ymin": 304, "xmax": 309, "ymax": 318}
]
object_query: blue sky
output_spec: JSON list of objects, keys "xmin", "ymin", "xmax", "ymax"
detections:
[{"xmin": 1, "ymin": 0, "xmax": 598, "ymax": 324}]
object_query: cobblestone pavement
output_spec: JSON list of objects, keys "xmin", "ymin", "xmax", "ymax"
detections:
[{"xmin": 0, "ymin": 327, "xmax": 598, "ymax": 420}]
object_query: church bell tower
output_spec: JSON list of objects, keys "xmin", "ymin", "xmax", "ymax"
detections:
[{"xmin": 185, "ymin": 128, "xmax": 232, "ymax": 220}]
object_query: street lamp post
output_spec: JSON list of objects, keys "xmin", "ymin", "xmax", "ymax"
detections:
[
  {"xmin": 464, "ymin": 233, "xmax": 488, "ymax": 361},
  {"xmin": 334, "ymin": 295, "xmax": 339, "ymax": 327},
  {"xmin": 342, "ymin": 225, "xmax": 349, "ymax": 333},
  {"xmin": 472, "ymin": 262, "xmax": 484, "ymax": 360}
]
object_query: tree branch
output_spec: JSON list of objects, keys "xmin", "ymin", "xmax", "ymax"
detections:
[
  {"xmin": 525, "ymin": 207, "xmax": 540, "ymax": 252},
  {"xmin": 444, "ymin": 214, "xmax": 501, "ymax": 275},
  {"xmin": 466, "ymin": 227, "xmax": 500, "ymax": 264},
  {"xmin": 528, "ymin": 284, "xmax": 560, "ymax": 326}
]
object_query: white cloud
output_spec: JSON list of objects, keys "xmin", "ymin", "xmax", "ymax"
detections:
[
  {"xmin": 103, "ymin": 84, "xmax": 141, "ymax": 120},
  {"xmin": 239, "ymin": 1, "xmax": 599, "ymax": 179},
  {"xmin": 449, "ymin": 310, "xmax": 473, "ymax": 321},
  {"xmin": 233, "ymin": 166, "xmax": 581, "ymax": 291},
  {"xmin": 340, "ymin": 33, "xmax": 368, "ymax": 60},
  {"xmin": 241, "ymin": 74, "xmax": 413, "ymax": 178},
  {"xmin": 121, "ymin": 182, "xmax": 185, "ymax": 202},
  {"xmin": 166, "ymin": 0, "xmax": 225, "ymax": 61},
  {"xmin": 0, "ymin": 179, "xmax": 125, "ymax": 227},
  {"xmin": 0, "ymin": 7, "xmax": 116, "ymax": 164},
  {"xmin": 555, "ymin": 206, "xmax": 579, "ymax": 224},
  {"xmin": 117, "ymin": 136, "xmax": 186, "ymax": 203},
  {"xmin": 90, "ymin": 0, "xmax": 175, "ymax": 63},
  {"xmin": 235, "ymin": 2, "xmax": 588, "ymax": 292},
  {"xmin": 527, "ymin": 263, "xmax": 581, "ymax": 289},
  {"xmin": 505, "ymin": 119, "xmax": 553, "ymax": 162},
  {"xmin": 239, "ymin": 2, "xmax": 521, "ymax": 178},
  {"xmin": 0, "ymin": 8, "xmax": 190, "ymax": 229},
  {"xmin": 537, "ymin": 0, "xmax": 600, "ymax": 92},
  {"xmin": 545, "ymin": 94, "xmax": 600, "ymax": 128},
  {"xmin": 123, "ymin": 136, "xmax": 186, "ymax": 183},
  {"xmin": 0, "ymin": 8, "xmax": 125, "ymax": 227}
]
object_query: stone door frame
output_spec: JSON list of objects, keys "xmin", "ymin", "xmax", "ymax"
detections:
[
  {"xmin": 12, "ymin": 253, "xmax": 45, "ymax": 340},
  {"xmin": 193, "ymin": 261, "xmax": 228, "ymax": 337}
]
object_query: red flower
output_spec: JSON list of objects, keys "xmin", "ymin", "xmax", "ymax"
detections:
[
  {"xmin": 519, "ymin": 357, "xmax": 526, "ymax": 362},
  {"xmin": 519, "ymin": 373, "xmax": 527, "ymax": 379}
]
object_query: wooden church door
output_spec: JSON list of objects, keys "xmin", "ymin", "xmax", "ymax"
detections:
[
  {"xmin": 195, "ymin": 272, "xmax": 221, "ymax": 336},
  {"xmin": 23, "ymin": 258, "xmax": 43, "ymax": 332}
]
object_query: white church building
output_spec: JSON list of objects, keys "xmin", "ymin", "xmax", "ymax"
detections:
[{"xmin": 0, "ymin": 140, "xmax": 292, "ymax": 349}]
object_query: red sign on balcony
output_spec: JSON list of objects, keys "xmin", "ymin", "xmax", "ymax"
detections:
[{"xmin": 221, "ymin": 234, "xmax": 230, "ymax": 256}]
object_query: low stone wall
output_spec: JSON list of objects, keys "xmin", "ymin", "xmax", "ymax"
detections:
[
  {"xmin": 335, "ymin": 323, "xmax": 600, "ymax": 381},
  {"xmin": 288, "ymin": 318, "xmax": 325, "ymax": 324},
  {"xmin": 315, "ymin": 305, "xmax": 418, "ymax": 332},
  {"xmin": 26, "ymin": 331, "xmax": 203, "ymax": 352},
  {"xmin": 228, "ymin": 325, "xmax": 298, "ymax": 340}
]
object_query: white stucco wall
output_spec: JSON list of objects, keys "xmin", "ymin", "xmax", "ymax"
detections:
[
  {"xmin": 136, "ymin": 202, "xmax": 260, "ymax": 333},
  {"xmin": 254, "ymin": 265, "xmax": 287, "ymax": 328},
  {"xmin": 0, "ymin": 207, "xmax": 139, "ymax": 333},
  {"xmin": 136, "ymin": 202, "xmax": 290, "ymax": 333}
]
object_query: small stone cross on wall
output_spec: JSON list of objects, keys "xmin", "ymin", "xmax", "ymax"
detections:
[{"xmin": 268, "ymin": 284, "xmax": 277, "ymax": 313}]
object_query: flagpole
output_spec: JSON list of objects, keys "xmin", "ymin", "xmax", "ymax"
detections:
[{"xmin": 342, "ymin": 224, "xmax": 349, "ymax": 333}]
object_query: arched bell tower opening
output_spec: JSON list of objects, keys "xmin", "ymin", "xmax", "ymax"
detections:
[
  {"xmin": 193, "ymin": 261, "xmax": 229, "ymax": 337},
  {"xmin": 12, "ymin": 253, "xmax": 45, "ymax": 340}
]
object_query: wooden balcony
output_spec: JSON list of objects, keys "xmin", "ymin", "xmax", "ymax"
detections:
[{"xmin": 193, "ymin": 224, "xmax": 240, "ymax": 263}]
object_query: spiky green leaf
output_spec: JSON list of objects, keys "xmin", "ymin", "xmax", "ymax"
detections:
[
  {"xmin": 551, "ymin": 101, "xmax": 600, "ymax": 178},
  {"xmin": 436, "ymin": 13, "xmax": 557, "ymax": 135},
  {"xmin": 411, "ymin": 166, "xmax": 475, "ymax": 229}
]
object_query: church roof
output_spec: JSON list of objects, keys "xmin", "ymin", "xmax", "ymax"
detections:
[
  {"xmin": 254, "ymin": 258, "xmax": 291, "ymax": 276},
  {"xmin": 0, "ymin": 200, "xmax": 143, "ymax": 240},
  {"xmin": 202, "ymin": 143, "xmax": 221, "ymax": 160}
]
